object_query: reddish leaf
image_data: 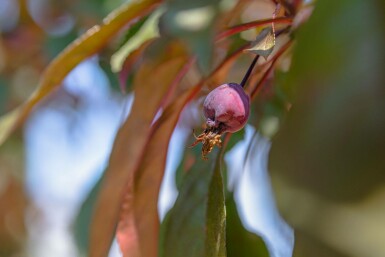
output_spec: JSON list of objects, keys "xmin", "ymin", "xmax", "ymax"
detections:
[
  {"xmin": 0, "ymin": 0, "xmax": 162, "ymax": 146},
  {"xmin": 89, "ymin": 41, "xmax": 189, "ymax": 257},
  {"xmin": 129, "ymin": 85, "xmax": 200, "ymax": 257},
  {"xmin": 118, "ymin": 39, "xmax": 155, "ymax": 94}
]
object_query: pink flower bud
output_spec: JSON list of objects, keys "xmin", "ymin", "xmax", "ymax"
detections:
[{"xmin": 203, "ymin": 83, "xmax": 250, "ymax": 133}]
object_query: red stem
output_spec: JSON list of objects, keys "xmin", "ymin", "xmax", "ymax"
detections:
[{"xmin": 216, "ymin": 17, "xmax": 293, "ymax": 41}]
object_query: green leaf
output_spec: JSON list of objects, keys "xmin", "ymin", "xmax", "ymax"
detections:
[
  {"xmin": 245, "ymin": 27, "xmax": 275, "ymax": 59},
  {"xmin": 73, "ymin": 176, "xmax": 103, "ymax": 256},
  {"xmin": 206, "ymin": 153, "xmax": 226, "ymax": 257},
  {"xmin": 226, "ymin": 194, "xmax": 269, "ymax": 257},
  {"xmin": 0, "ymin": 0, "xmax": 162, "ymax": 146},
  {"xmin": 111, "ymin": 9, "xmax": 162, "ymax": 73},
  {"xmin": 161, "ymin": 147, "xmax": 226, "ymax": 257},
  {"xmin": 161, "ymin": 158, "xmax": 211, "ymax": 257}
]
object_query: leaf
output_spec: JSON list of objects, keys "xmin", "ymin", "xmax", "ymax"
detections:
[
  {"xmin": 205, "ymin": 152, "xmax": 226, "ymax": 257},
  {"xmin": 0, "ymin": 109, "xmax": 21, "ymax": 147},
  {"xmin": 161, "ymin": 148, "xmax": 226, "ymax": 257},
  {"xmin": 118, "ymin": 62, "xmax": 197, "ymax": 257},
  {"xmin": 245, "ymin": 27, "xmax": 275, "ymax": 59},
  {"xmin": 118, "ymin": 39, "xmax": 155, "ymax": 94},
  {"xmin": 89, "ymin": 40, "xmax": 189, "ymax": 257},
  {"xmin": 0, "ymin": 0, "xmax": 162, "ymax": 146},
  {"xmin": 111, "ymin": 9, "xmax": 163, "ymax": 73},
  {"xmin": 226, "ymin": 194, "xmax": 269, "ymax": 257}
]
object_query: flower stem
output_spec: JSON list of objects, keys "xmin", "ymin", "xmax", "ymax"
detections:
[{"xmin": 240, "ymin": 55, "xmax": 260, "ymax": 88}]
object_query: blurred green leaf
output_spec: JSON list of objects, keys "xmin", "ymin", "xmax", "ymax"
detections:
[
  {"xmin": 270, "ymin": 0, "xmax": 385, "ymax": 256},
  {"xmin": 271, "ymin": 0, "xmax": 385, "ymax": 202},
  {"xmin": 74, "ymin": 176, "xmax": 103, "ymax": 256},
  {"xmin": 0, "ymin": 0, "xmax": 162, "ymax": 147},
  {"xmin": 111, "ymin": 9, "xmax": 161, "ymax": 73},
  {"xmin": 161, "ymin": 149, "xmax": 226, "ymax": 257},
  {"xmin": 293, "ymin": 231, "xmax": 349, "ymax": 257},
  {"xmin": 43, "ymin": 30, "xmax": 78, "ymax": 59},
  {"xmin": 226, "ymin": 194, "xmax": 269, "ymax": 257},
  {"xmin": 160, "ymin": 0, "xmax": 221, "ymax": 73},
  {"xmin": 0, "ymin": 80, "xmax": 8, "ymax": 114}
]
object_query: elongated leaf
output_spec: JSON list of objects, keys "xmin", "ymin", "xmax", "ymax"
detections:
[
  {"xmin": 161, "ymin": 146, "xmax": 226, "ymax": 257},
  {"xmin": 161, "ymin": 158, "xmax": 211, "ymax": 257},
  {"xmin": 205, "ymin": 152, "xmax": 226, "ymax": 257},
  {"xmin": 89, "ymin": 40, "xmax": 188, "ymax": 257},
  {"xmin": 129, "ymin": 84, "xmax": 199, "ymax": 257},
  {"xmin": 0, "ymin": 0, "xmax": 162, "ymax": 146},
  {"xmin": 118, "ymin": 39, "xmax": 155, "ymax": 94}
]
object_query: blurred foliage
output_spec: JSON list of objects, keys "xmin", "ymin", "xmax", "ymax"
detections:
[
  {"xmin": 270, "ymin": 0, "xmax": 385, "ymax": 256},
  {"xmin": 74, "ymin": 175, "xmax": 103, "ymax": 256},
  {"xmin": 0, "ymin": 140, "xmax": 27, "ymax": 257},
  {"xmin": 226, "ymin": 194, "xmax": 269, "ymax": 257},
  {"xmin": 159, "ymin": 0, "xmax": 221, "ymax": 73}
]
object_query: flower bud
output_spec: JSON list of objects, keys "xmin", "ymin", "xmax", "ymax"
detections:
[{"xmin": 203, "ymin": 83, "xmax": 250, "ymax": 133}]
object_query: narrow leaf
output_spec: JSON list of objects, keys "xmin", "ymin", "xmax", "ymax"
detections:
[
  {"xmin": 0, "ymin": 0, "xmax": 162, "ymax": 146},
  {"xmin": 129, "ymin": 84, "xmax": 200, "ymax": 257},
  {"xmin": 245, "ymin": 27, "xmax": 275, "ymax": 59},
  {"xmin": 89, "ymin": 41, "xmax": 188, "ymax": 257},
  {"xmin": 118, "ymin": 39, "xmax": 155, "ymax": 94},
  {"xmin": 161, "ymin": 147, "xmax": 227, "ymax": 257},
  {"xmin": 206, "ymin": 153, "xmax": 226, "ymax": 257}
]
